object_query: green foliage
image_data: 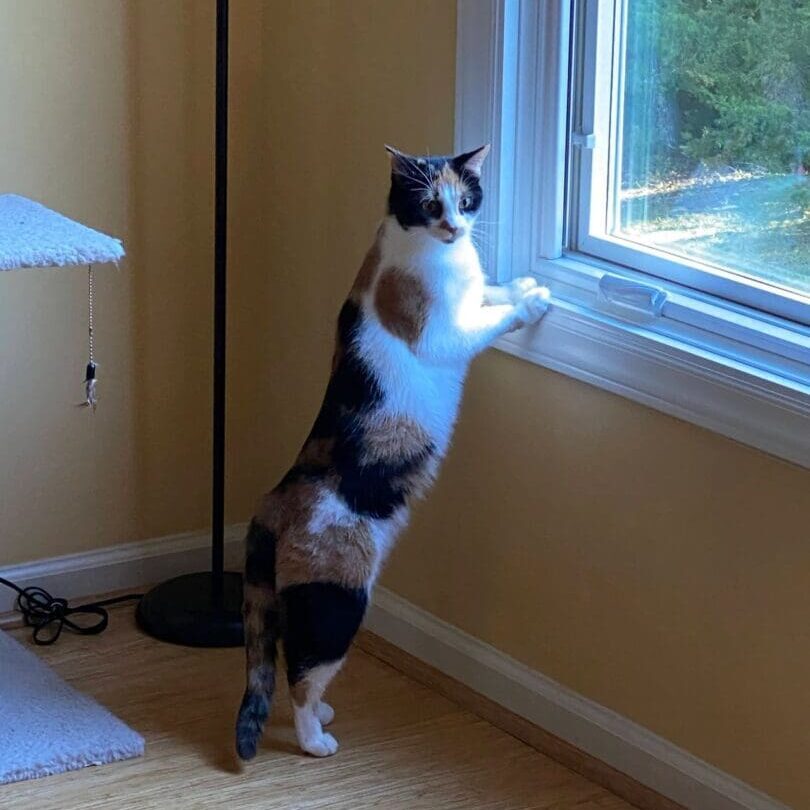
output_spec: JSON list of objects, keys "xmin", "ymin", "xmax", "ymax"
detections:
[{"xmin": 625, "ymin": 0, "xmax": 810, "ymax": 178}]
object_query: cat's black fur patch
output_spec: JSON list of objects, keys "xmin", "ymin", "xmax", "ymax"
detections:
[
  {"xmin": 334, "ymin": 437, "xmax": 434, "ymax": 519},
  {"xmin": 387, "ymin": 155, "xmax": 445, "ymax": 229},
  {"xmin": 284, "ymin": 297, "xmax": 436, "ymax": 518},
  {"xmin": 261, "ymin": 605, "xmax": 280, "ymax": 663},
  {"xmin": 244, "ymin": 520, "xmax": 277, "ymax": 587},
  {"xmin": 336, "ymin": 462, "xmax": 408, "ymax": 518},
  {"xmin": 452, "ymin": 163, "xmax": 484, "ymax": 215},
  {"xmin": 281, "ymin": 582, "xmax": 368, "ymax": 685},
  {"xmin": 387, "ymin": 154, "xmax": 483, "ymax": 229},
  {"xmin": 235, "ymin": 691, "xmax": 269, "ymax": 760},
  {"xmin": 310, "ymin": 300, "xmax": 382, "ymax": 440},
  {"xmin": 387, "ymin": 158, "xmax": 437, "ymax": 228}
]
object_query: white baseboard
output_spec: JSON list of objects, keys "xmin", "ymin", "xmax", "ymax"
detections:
[
  {"xmin": 0, "ymin": 524, "xmax": 247, "ymax": 614},
  {"xmin": 366, "ymin": 586, "xmax": 790, "ymax": 810},
  {"xmin": 0, "ymin": 529, "xmax": 789, "ymax": 810}
]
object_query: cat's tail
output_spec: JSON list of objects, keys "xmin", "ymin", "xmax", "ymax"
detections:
[{"xmin": 235, "ymin": 519, "xmax": 279, "ymax": 761}]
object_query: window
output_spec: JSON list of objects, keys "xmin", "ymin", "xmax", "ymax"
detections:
[
  {"xmin": 456, "ymin": 0, "xmax": 810, "ymax": 467},
  {"xmin": 572, "ymin": 0, "xmax": 810, "ymax": 322}
]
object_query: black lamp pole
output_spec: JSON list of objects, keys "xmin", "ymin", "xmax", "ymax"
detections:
[
  {"xmin": 211, "ymin": 0, "xmax": 229, "ymax": 607},
  {"xmin": 136, "ymin": 0, "xmax": 244, "ymax": 647}
]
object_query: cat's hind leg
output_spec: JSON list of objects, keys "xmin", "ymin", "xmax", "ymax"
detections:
[
  {"xmin": 290, "ymin": 661, "xmax": 344, "ymax": 756},
  {"xmin": 281, "ymin": 582, "xmax": 368, "ymax": 757}
]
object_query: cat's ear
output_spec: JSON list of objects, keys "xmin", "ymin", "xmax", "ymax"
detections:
[
  {"xmin": 384, "ymin": 144, "xmax": 416, "ymax": 176},
  {"xmin": 454, "ymin": 144, "xmax": 491, "ymax": 178}
]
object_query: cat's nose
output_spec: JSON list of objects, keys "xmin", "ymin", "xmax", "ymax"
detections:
[{"xmin": 439, "ymin": 220, "xmax": 461, "ymax": 239}]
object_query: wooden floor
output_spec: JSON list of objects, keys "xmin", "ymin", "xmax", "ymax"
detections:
[{"xmin": 1, "ymin": 610, "xmax": 634, "ymax": 810}]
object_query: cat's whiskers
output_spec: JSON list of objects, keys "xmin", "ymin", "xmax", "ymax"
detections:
[
  {"xmin": 472, "ymin": 220, "xmax": 498, "ymax": 242},
  {"xmin": 393, "ymin": 164, "xmax": 435, "ymax": 198},
  {"xmin": 410, "ymin": 160, "xmax": 436, "ymax": 195},
  {"xmin": 470, "ymin": 228, "xmax": 494, "ymax": 254},
  {"xmin": 393, "ymin": 170, "xmax": 432, "ymax": 194}
]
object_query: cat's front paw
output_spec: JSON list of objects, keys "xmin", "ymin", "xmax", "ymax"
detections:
[
  {"xmin": 514, "ymin": 287, "xmax": 551, "ymax": 326},
  {"xmin": 508, "ymin": 276, "xmax": 539, "ymax": 303}
]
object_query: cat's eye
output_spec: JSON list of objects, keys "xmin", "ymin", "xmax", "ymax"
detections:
[
  {"xmin": 459, "ymin": 195, "xmax": 473, "ymax": 211},
  {"xmin": 422, "ymin": 199, "xmax": 442, "ymax": 217}
]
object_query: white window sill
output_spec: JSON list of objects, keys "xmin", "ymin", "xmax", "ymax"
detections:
[{"xmin": 494, "ymin": 254, "xmax": 810, "ymax": 469}]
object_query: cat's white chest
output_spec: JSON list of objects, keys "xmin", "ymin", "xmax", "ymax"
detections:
[{"xmin": 361, "ymin": 221, "xmax": 487, "ymax": 454}]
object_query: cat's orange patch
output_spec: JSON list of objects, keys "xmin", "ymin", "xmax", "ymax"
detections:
[
  {"xmin": 330, "ymin": 238, "xmax": 382, "ymax": 371},
  {"xmin": 403, "ymin": 453, "xmax": 440, "ymax": 501},
  {"xmin": 330, "ymin": 339, "xmax": 344, "ymax": 374},
  {"xmin": 374, "ymin": 267, "xmax": 431, "ymax": 346},
  {"xmin": 243, "ymin": 583, "xmax": 276, "ymax": 690},
  {"xmin": 281, "ymin": 518, "xmax": 376, "ymax": 590},
  {"xmin": 437, "ymin": 163, "xmax": 467, "ymax": 195},
  {"xmin": 350, "ymin": 238, "xmax": 382, "ymax": 299},
  {"xmin": 258, "ymin": 482, "xmax": 376, "ymax": 591},
  {"xmin": 360, "ymin": 415, "xmax": 432, "ymax": 465},
  {"xmin": 297, "ymin": 437, "xmax": 334, "ymax": 467}
]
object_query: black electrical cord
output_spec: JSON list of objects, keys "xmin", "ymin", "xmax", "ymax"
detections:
[{"xmin": 0, "ymin": 576, "xmax": 142, "ymax": 645}]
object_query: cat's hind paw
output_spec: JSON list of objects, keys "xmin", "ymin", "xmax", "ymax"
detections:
[
  {"xmin": 300, "ymin": 730, "xmax": 339, "ymax": 758},
  {"xmin": 316, "ymin": 701, "xmax": 335, "ymax": 726}
]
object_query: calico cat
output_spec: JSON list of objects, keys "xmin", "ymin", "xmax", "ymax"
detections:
[{"xmin": 235, "ymin": 144, "xmax": 550, "ymax": 761}]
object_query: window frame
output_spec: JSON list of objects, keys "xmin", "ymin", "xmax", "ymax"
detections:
[{"xmin": 456, "ymin": 0, "xmax": 810, "ymax": 469}]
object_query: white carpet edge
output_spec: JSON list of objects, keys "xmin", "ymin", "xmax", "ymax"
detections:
[{"xmin": 0, "ymin": 629, "xmax": 145, "ymax": 785}]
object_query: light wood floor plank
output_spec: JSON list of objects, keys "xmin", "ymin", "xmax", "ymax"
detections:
[{"xmin": 1, "ymin": 612, "xmax": 636, "ymax": 809}]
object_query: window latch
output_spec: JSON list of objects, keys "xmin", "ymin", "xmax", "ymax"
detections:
[
  {"xmin": 572, "ymin": 130, "xmax": 595, "ymax": 149},
  {"xmin": 597, "ymin": 273, "xmax": 667, "ymax": 317}
]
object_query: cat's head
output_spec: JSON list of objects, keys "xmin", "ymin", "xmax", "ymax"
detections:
[{"xmin": 385, "ymin": 145, "xmax": 490, "ymax": 244}]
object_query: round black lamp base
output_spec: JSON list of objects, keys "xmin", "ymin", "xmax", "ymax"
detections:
[{"xmin": 136, "ymin": 571, "xmax": 244, "ymax": 647}]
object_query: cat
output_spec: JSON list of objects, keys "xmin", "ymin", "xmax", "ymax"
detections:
[{"xmin": 235, "ymin": 144, "xmax": 550, "ymax": 761}]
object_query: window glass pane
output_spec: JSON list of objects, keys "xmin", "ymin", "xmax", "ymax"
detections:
[{"xmin": 615, "ymin": 0, "xmax": 810, "ymax": 295}]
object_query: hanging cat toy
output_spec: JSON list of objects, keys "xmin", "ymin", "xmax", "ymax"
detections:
[
  {"xmin": 82, "ymin": 264, "xmax": 99, "ymax": 410},
  {"xmin": 0, "ymin": 194, "xmax": 125, "ymax": 409}
]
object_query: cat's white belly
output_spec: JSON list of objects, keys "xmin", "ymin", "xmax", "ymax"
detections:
[
  {"xmin": 359, "ymin": 318, "xmax": 467, "ymax": 455},
  {"xmin": 406, "ymin": 363, "xmax": 466, "ymax": 455}
]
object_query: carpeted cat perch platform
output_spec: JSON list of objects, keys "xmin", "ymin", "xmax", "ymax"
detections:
[
  {"xmin": 0, "ymin": 630, "xmax": 144, "ymax": 785},
  {"xmin": 0, "ymin": 194, "xmax": 124, "ymax": 270},
  {"xmin": 0, "ymin": 195, "xmax": 140, "ymax": 784}
]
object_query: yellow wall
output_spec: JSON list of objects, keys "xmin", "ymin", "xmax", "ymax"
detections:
[
  {"xmin": 0, "ymin": 1, "xmax": 218, "ymax": 560},
  {"xmin": 0, "ymin": 1, "xmax": 139, "ymax": 560},
  {"xmin": 1, "ymin": 2, "xmax": 808, "ymax": 807},
  {"xmin": 235, "ymin": 5, "xmax": 810, "ymax": 807}
]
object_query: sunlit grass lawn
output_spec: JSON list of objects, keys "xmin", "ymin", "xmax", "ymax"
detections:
[{"xmin": 619, "ymin": 174, "xmax": 810, "ymax": 295}]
